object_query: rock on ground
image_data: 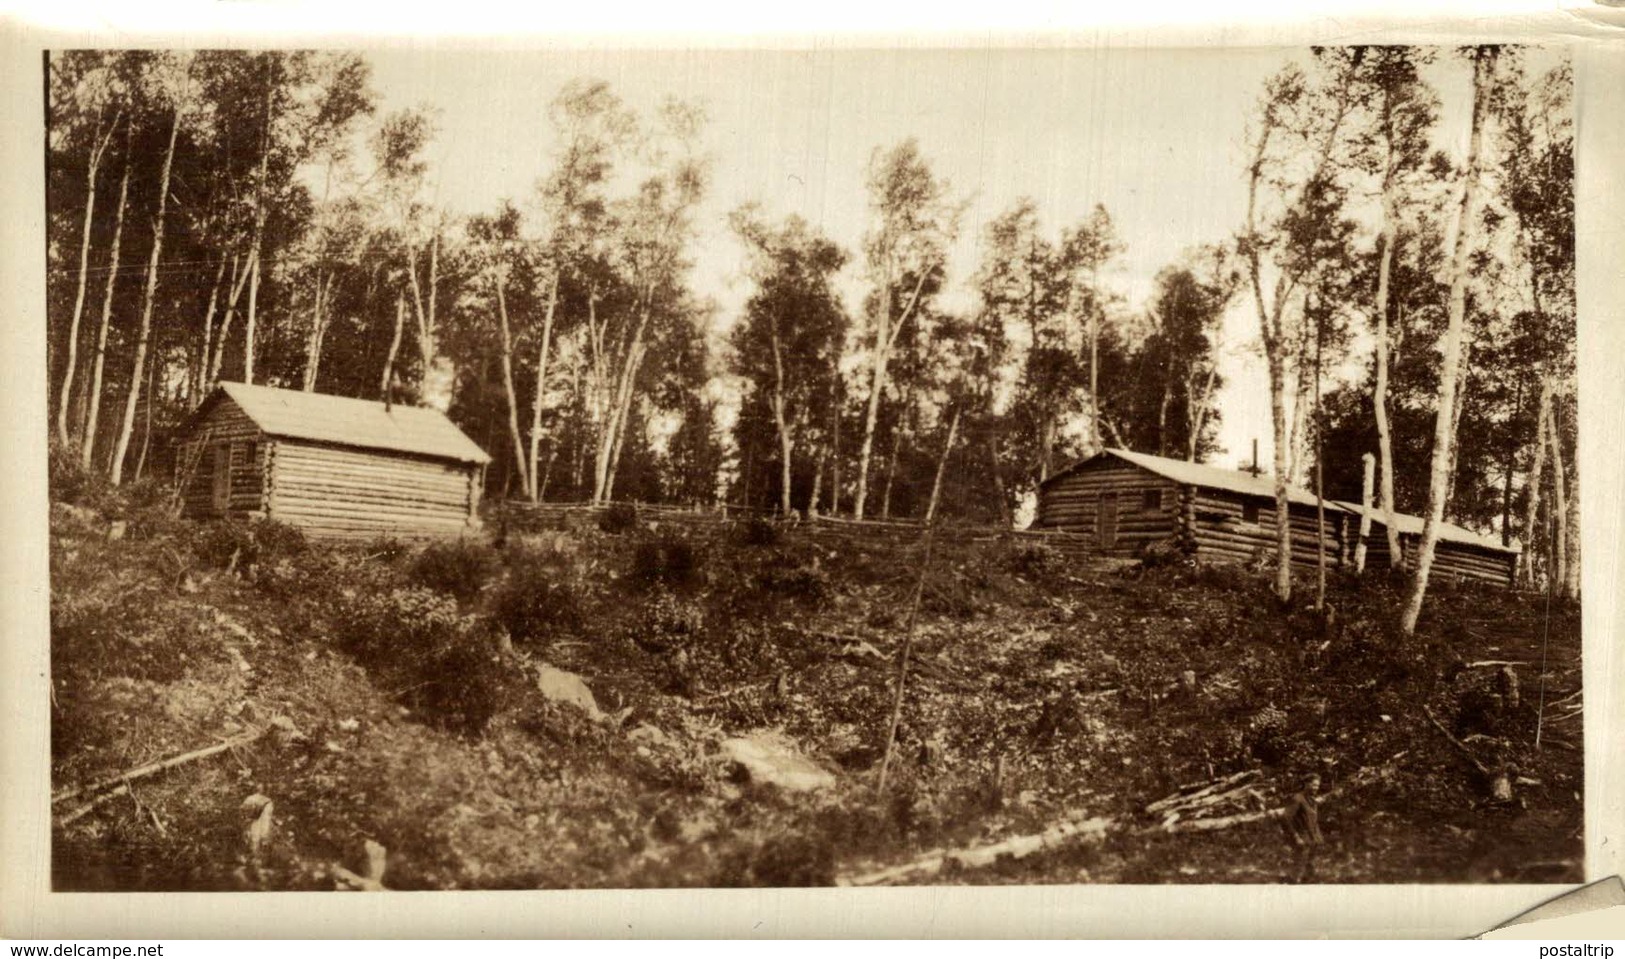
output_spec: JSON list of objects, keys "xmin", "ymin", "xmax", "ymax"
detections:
[
  {"xmin": 718, "ymin": 732, "xmax": 836, "ymax": 792},
  {"xmin": 536, "ymin": 665, "xmax": 601, "ymax": 719}
]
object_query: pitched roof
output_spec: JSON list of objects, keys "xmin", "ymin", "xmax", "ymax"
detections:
[
  {"xmin": 1041, "ymin": 448, "xmax": 1516, "ymax": 555},
  {"xmin": 194, "ymin": 382, "xmax": 491, "ymax": 465},
  {"xmin": 1044, "ymin": 448, "xmax": 1344, "ymax": 512},
  {"xmin": 1331, "ymin": 501, "xmax": 1518, "ymax": 554}
]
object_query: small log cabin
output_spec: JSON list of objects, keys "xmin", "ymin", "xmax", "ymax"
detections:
[
  {"xmin": 177, "ymin": 382, "xmax": 491, "ymax": 540},
  {"xmin": 1034, "ymin": 448, "xmax": 1518, "ymax": 585}
]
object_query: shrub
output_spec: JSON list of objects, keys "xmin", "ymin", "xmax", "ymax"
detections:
[
  {"xmin": 756, "ymin": 560, "xmax": 830, "ymax": 603},
  {"xmin": 632, "ymin": 586, "xmax": 706, "ymax": 653},
  {"xmin": 410, "ymin": 538, "xmax": 499, "ymax": 603},
  {"xmin": 630, "ymin": 534, "xmax": 704, "ymax": 588},
  {"xmin": 1137, "ymin": 537, "xmax": 1190, "ymax": 570},
  {"xmin": 334, "ymin": 586, "xmax": 514, "ymax": 734},
  {"xmin": 736, "ymin": 515, "xmax": 781, "ymax": 547},
  {"xmin": 490, "ymin": 550, "xmax": 581, "ymax": 646},
  {"xmin": 48, "ymin": 439, "xmax": 111, "ymax": 510},
  {"xmin": 1004, "ymin": 541, "xmax": 1064, "ymax": 579},
  {"xmin": 198, "ymin": 518, "xmax": 307, "ymax": 572},
  {"xmin": 599, "ymin": 503, "xmax": 639, "ymax": 534}
]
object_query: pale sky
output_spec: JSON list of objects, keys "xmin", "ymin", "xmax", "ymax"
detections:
[{"xmin": 361, "ymin": 45, "xmax": 1531, "ymax": 468}]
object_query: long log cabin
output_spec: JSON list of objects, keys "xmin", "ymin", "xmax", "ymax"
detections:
[
  {"xmin": 1034, "ymin": 448, "xmax": 1519, "ymax": 585},
  {"xmin": 1335, "ymin": 501, "xmax": 1520, "ymax": 586},
  {"xmin": 177, "ymin": 382, "xmax": 491, "ymax": 540}
]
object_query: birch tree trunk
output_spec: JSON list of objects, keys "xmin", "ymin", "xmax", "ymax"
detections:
[
  {"xmin": 1354, "ymin": 452, "xmax": 1375, "ymax": 573},
  {"xmin": 1187, "ymin": 361, "xmax": 1219, "ymax": 462},
  {"xmin": 1372, "ymin": 188, "xmax": 1405, "ymax": 567},
  {"xmin": 1268, "ymin": 349, "xmax": 1296, "ymax": 602},
  {"xmin": 1547, "ymin": 401, "xmax": 1570, "ymax": 598},
  {"xmin": 924, "ymin": 406, "xmax": 961, "ymax": 524},
  {"xmin": 853, "ymin": 281, "xmax": 893, "ymax": 519},
  {"xmin": 301, "ymin": 270, "xmax": 334, "ymax": 392},
  {"xmin": 80, "ymin": 145, "xmax": 130, "ymax": 472},
  {"xmin": 57, "ymin": 114, "xmax": 118, "ymax": 448},
  {"xmin": 1563, "ymin": 419, "xmax": 1580, "ymax": 599},
  {"xmin": 492, "ymin": 271, "xmax": 531, "ymax": 499},
  {"xmin": 769, "ymin": 315, "xmax": 794, "ymax": 517},
  {"xmin": 808, "ymin": 442, "xmax": 827, "ymax": 517},
  {"xmin": 208, "ymin": 253, "xmax": 249, "ymax": 384},
  {"xmin": 110, "ymin": 101, "xmax": 181, "ymax": 486},
  {"xmin": 526, "ymin": 273, "xmax": 560, "ymax": 503},
  {"xmin": 1401, "ymin": 48, "xmax": 1493, "ymax": 635},
  {"xmin": 381, "ymin": 293, "xmax": 405, "ymax": 409},
  {"xmin": 197, "ymin": 256, "xmax": 226, "ymax": 399}
]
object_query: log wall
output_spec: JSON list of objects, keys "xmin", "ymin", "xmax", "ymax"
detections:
[
  {"xmin": 266, "ymin": 440, "xmax": 482, "ymax": 540},
  {"xmin": 177, "ymin": 400, "xmax": 266, "ymax": 519},
  {"xmin": 1186, "ymin": 490, "xmax": 1346, "ymax": 570},
  {"xmin": 1032, "ymin": 460, "xmax": 1180, "ymax": 555},
  {"xmin": 1400, "ymin": 534, "xmax": 1518, "ymax": 586}
]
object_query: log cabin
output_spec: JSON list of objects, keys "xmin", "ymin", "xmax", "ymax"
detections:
[
  {"xmin": 1334, "ymin": 501, "xmax": 1520, "ymax": 586},
  {"xmin": 1033, "ymin": 448, "xmax": 1351, "ymax": 569},
  {"xmin": 1034, "ymin": 448, "xmax": 1519, "ymax": 585},
  {"xmin": 176, "ymin": 382, "xmax": 491, "ymax": 540}
]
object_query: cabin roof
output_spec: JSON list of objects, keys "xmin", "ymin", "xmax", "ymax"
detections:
[
  {"xmin": 1330, "ymin": 501, "xmax": 1518, "ymax": 554},
  {"xmin": 188, "ymin": 382, "xmax": 492, "ymax": 465},
  {"xmin": 1042, "ymin": 448, "xmax": 1344, "ymax": 512},
  {"xmin": 1040, "ymin": 448, "xmax": 1515, "ymax": 556}
]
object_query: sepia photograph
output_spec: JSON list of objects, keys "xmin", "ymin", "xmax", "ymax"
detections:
[{"xmin": 39, "ymin": 41, "xmax": 1589, "ymax": 895}]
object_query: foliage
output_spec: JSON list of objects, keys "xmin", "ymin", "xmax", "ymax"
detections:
[
  {"xmin": 334, "ymin": 586, "xmax": 515, "ymax": 734},
  {"xmin": 409, "ymin": 538, "xmax": 499, "ymax": 603},
  {"xmin": 629, "ymin": 533, "xmax": 705, "ymax": 589},
  {"xmin": 598, "ymin": 503, "xmax": 639, "ymax": 534},
  {"xmin": 489, "ymin": 544, "xmax": 582, "ymax": 645}
]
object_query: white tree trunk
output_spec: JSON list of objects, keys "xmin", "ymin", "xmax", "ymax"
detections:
[
  {"xmin": 924, "ymin": 406, "xmax": 961, "ymax": 524},
  {"xmin": 1373, "ymin": 204, "xmax": 1404, "ymax": 568},
  {"xmin": 80, "ymin": 149, "xmax": 129, "ymax": 472},
  {"xmin": 1401, "ymin": 49, "xmax": 1492, "ymax": 635},
  {"xmin": 527, "ymin": 273, "xmax": 560, "ymax": 503},
  {"xmin": 493, "ymin": 272, "xmax": 531, "ymax": 499},
  {"xmin": 853, "ymin": 288, "xmax": 892, "ymax": 519},
  {"xmin": 110, "ymin": 104, "xmax": 181, "ymax": 486},
  {"xmin": 208, "ymin": 253, "xmax": 249, "ymax": 384},
  {"xmin": 1547, "ymin": 401, "xmax": 1570, "ymax": 599},
  {"xmin": 57, "ymin": 119, "xmax": 115, "ymax": 448},
  {"xmin": 1354, "ymin": 451, "xmax": 1375, "ymax": 573},
  {"xmin": 381, "ymin": 293, "xmax": 404, "ymax": 408}
]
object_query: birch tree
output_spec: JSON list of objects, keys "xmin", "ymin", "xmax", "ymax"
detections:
[
  {"xmin": 1400, "ymin": 46, "xmax": 1500, "ymax": 634},
  {"xmin": 852, "ymin": 139, "xmax": 959, "ymax": 518},
  {"xmin": 1353, "ymin": 47, "xmax": 1441, "ymax": 568},
  {"xmin": 79, "ymin": 120, "xmax": 131, "ymax": 472},
  {"xmin": 1060, "ymin": 205, "xmax": 1123, "ymax": 451},
  {"xmin": 1238, "ymin": 49, "xmax": 1368, "ymax": 602},
  {"xmin": 730, "ymin": 206, "xmax": 849, "ymax": 517},
  {"xmin": 51, "ymin": 53, "xmax": 123, "ymax": 450},
  {"xmin": 110, "ymin": 53, "xmax": 191, "ymax": 486}
]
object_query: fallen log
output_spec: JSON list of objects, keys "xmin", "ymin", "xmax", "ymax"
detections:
[
  {"xmin": 1422, "ymin": 704, "xmax": 1491, "ymax": 776},
  {"xmin": 839, "ymin": 816, "xmax": 1115, "ymax": 886},
  {"xmin": 53, "ymin": 726, "xmax": 268, "ymax": 810},
  {"xmin": 1145, "ymin": 769, "xmax": 1258, "ymax": 816}
]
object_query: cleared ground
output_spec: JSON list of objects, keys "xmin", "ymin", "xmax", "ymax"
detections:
[{"xmin": 49, "ymin": 496, "xmax": 1583, "ymax": 889}]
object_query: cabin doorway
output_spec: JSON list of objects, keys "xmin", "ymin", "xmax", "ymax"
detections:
[{"xmin": 1097, "ymin": 492, "xmax": 1119, "ymax": 548}]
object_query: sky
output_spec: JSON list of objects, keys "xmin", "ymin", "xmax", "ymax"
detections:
[{"xmin": 360, "ymin": 45, "xmax": 1517, "ymax": 469}]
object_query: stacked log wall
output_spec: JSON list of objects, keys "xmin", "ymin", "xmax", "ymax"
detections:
[
  {"xmin": 177, "ymin": 400, "xmax": 266, "ymax": 519},
  {"xmin": 1032, "ymin": 461, "xmax": 1180, "ymax": 554},
  {"xmin": 1399, "ymin": 534, "xmax": 1518, "ymax": 586},
  {"xmin": 1187, "ymin": 491, "xmax": 1346, "ymax": 570},
  {"xmin": 267, "ymin": 440, "xmax": 481, "ymax": 540}
]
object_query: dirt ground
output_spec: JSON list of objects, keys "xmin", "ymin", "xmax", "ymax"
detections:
[{"xmin": 48, "ymin": 501, "xmax": 1584, "ymax": 889}]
